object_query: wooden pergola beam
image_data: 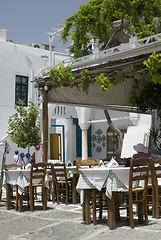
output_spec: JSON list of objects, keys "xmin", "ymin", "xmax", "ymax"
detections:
[{"xmin": 43, "ymin": 88, "xmax": 48, "ymax": 163}]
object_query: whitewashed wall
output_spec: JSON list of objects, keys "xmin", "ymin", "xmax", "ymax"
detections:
[
  {"xmin": 0, "ymin": 30, "xmax": 69, "ymax": 165},
  {"xmin": 48, "ymin": 105, "xmax": 135, "ymax": 163}
]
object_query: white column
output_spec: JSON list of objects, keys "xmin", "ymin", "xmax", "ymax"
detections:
[{"xmin": 79, "ymin": 123, "xmax": 90, "ymax": 160}]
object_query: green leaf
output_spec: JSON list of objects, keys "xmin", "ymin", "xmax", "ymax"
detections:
[
  {"xmin": 152, "ymin": 74, "xmax": 161, "ymax": 84},
  {"xmin": 7, "ymin": 99, "xmax": 40, "ymax": 152}
]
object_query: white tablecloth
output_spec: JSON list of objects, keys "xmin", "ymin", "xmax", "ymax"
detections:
[
  {"xmin": 79, "ymin": 166, "xmax": 130, "ymax": 191},
  {"xmin": 3, "ymin": 169, "xmax": 49, "ymax": 195},
  {"xmin": 76, "ymin": 166, "xmax": 130, "ymax": 202}
]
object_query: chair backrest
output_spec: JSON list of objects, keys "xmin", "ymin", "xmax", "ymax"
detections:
[
  {"xmin": 150, "ymin": 157, "xmax": 161, "ymax": 192},
  {"xmin": 129, "ymin": 157, "xmax": 150, "ymax": 192},
  {"xmin": 52, "ymin": 162, "xmax": 67, "ymax": 183},
  {"xmin": 4, "ymin": 164, "xmax": 23, "ymax": 170},
  {"xmin": 75, "ymin": 159, "xmax": 100, "ymax": 175},
  {"xmin": 45, "ymin": 163, "xmax": 54, "ymax": 180},
  {"xmin": 30, "ymin": 163, "xmax": 46, "ymax": 185}
]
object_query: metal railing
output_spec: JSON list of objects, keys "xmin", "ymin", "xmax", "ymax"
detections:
[{"xmin": 35, "ymin": 33, "xmax": 161, "ymax": 80}]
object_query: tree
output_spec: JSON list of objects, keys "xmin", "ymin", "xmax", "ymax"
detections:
[
  {"xmin": 48, "ymin": 0, "xmax": 161, "ymax": 143},
  {"xmin": 7, "ymin": 100, "xmax": 40, "ymax": 153},
  {"xmin": 61, "ymin": 0, "xmax": 161, "ymax": 58}
]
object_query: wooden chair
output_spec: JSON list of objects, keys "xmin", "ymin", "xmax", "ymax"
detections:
[
  {"xmin": 29, "ymin": 163, "xmax": 47, "ymax": 211},
  {"xmin": 146, "ymin": 157, "xmax": 156, "ymax": 218},
  {"xmin": 76, "ymin": 159, "xmax": 100, "ymax": 175},
  {"xmin": 76, "ymin": 159, "xmax": 105, "ymax": 225},
  {"xmin": 4, "ymin": 164, "xmax": 23, "ymax": 210},
  {"xmin": 116, "ymin": 157, "xmax": 150, "ymax": 228},
  {"xmin": 52, "ymin": 162, "xmax": 73, "ymax": 204},
  {"xmin": 150, "ymin": 157, "xmax": 161, "ymax": 219},
  {"xmin": 4, "ymin": 164, "xmax": 23, "ymax": 170}
]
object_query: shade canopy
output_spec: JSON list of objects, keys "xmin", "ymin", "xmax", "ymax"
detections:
[
  {"xmin": 37, "ymin": 53, "xmax": 151, "ymax": 112},
  {"xmin": 47, "ymin": 78, "xmax": 137, "ymax": 108}
]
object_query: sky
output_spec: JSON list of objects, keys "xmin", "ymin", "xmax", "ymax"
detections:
[{"xmin": 0, "ymin": 0, "xmax": 90, "ymax": 52}]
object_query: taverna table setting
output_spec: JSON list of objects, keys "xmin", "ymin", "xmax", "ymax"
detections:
[
  {"xmin": 3, "ymin": 163, "xmax": 50, "ymax": 211},
  {"xmin": 76, "ymin": 157, "xmax": 150, "ymax": 229},
  {"xmin": 2, "ymin": 161, "xmax": 79, "ymax": 211},
  {"xmin": 76, "ymin": 158, "xmax": 130, "ymax": 200}
]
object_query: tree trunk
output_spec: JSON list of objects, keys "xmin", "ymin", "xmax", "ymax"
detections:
[{"xmin": 104, "ymin": 110, "xmax": 123, "ymax": 142}]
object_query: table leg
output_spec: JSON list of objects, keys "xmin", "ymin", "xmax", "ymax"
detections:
[
  {"xmin": 84, "ymin": 189, "xmax": 91, "ymax": 224},
  {"xmin": 72, "ymin": 174, "xmax": 78, "ymax": 204},
  {"xmin": 15, "ymin": 187, "xmax": 18, "ymax": 211},
  {"xmin": 107, "ymin": 192, "xmax": 116, "ymax": 230},
  {"xmin": 43, "ymin": 187, "xmax": 47, "ymax": 210},
  {"xmin": 6, "ymin": 184, "xmax": 11, "ymax": 210},
  {"xmin": 92, "ymin": 190, "xmax": 97, "ymax": 225},
  {"xmin": 18, "ymin": 194, "xmax": 23, "ymax": 212}
]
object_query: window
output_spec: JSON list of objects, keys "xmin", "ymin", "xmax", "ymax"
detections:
[{"xmin": 15, "ymin": 75, "xmax": 28, "ymax": 106}]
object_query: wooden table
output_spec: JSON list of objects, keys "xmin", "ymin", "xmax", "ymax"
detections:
[
  {"xmin": 76, "ymin": 166, "xmax": 130, "ymax": 229},
  {"xmin": 4, "ymin": 166, "xmax": 79, "ymax": 211},
  {"xmin": 3, "ymin": 169, "xmax": 49, "ymax": 212}
]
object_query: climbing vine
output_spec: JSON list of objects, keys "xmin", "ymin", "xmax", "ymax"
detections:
[
  {"xmin": 48, "ymin": 65, "xmax": 114, "ymax": 93},
  {"xmin": 54, "ymin": 0, "xmax": 161, "ymax": 110},
  {"xmin": 130, "ymin": 52, "xmax": 161, "ymax": 112},
  {"xmin": 48, "ymin": 50, "xmax": 161, "ymax": 112},
  {"xmin": 60, "ymin": 0, "xmax": 161, "ymax": 58},
  {"xmin": 143, "ymin": 51, "xmax": 161, "ymax": 84},
  {"xmin": 48, "ymin": 64, "xmax": 75, "ymax": 88},
  {"xmin": 131, "ymin": 82, "xmax": 161, "ymax": 112}
]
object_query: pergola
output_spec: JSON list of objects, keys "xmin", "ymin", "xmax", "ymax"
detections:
[{"xmin": 34, "ymin": 33, "xmax": 161, "ymax": 162}]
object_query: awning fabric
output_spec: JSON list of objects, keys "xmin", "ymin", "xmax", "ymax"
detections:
[{"xmin": 47, "ymin": 78, "xmax": 146, "ymax": 109}]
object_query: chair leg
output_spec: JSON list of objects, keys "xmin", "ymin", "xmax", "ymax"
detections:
[
  {"xmin": 152, "ymin": 187, "xmax": 156, "ymax": 218},
  {"xmin": 6, "ymin": 184, "xmax": 11, "ymax": 210},
  {"xmin": 26, "ymin": 187, "xmax": 30, "ymax": 207},
  {"xmin": 155, "ymin": 194, "xmax": 160, "ymax": 219},
  {"xmin": 52, "ymin": 182, "xmax": 55, "ymax": 203},
  {"xmin": 129, "ymin": 194, "xmax": 134, "ymax": 229},
  {"xmin": 43, "ymin": 187, "xmax": 47, "ymax": 210},
  {"xmin": 144, "ymin": 196, "xmax": 149, "ymax": 225},
  {"xmin": 137, "ymin": 192, "xmax": 143, "ymax": 224},
  {"xmin": 56, "ymin": 185, "xmax": 60, "ymax": 204},
  {"xmin": 66, "ymin": 185, "xmax": 68, "ymax": 205},
  {"xmin": 30, "ymin": 186, "xmax": 34, "ymax": 211},
  {"xmin": 15, "ymin": 187, "xmax": 19, "ymax": 211}
]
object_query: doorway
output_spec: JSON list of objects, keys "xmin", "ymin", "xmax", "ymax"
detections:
[{"xmin": 50, "ymin": 133, "xmax": 62, "ymax": 161}]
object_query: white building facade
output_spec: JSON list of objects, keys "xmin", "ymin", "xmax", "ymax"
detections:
[
  {"xmin": 0, "ymin": 28, "xmax": 152, "ymax": 166},
  {"xmin": 0, "ymin": 29, "xmax": 69, "ymax": 164}
]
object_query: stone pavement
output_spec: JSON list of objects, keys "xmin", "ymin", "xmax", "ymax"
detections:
[{"xmin": 1, "ymin": 198, "xmax": 161, "ymax": 240}]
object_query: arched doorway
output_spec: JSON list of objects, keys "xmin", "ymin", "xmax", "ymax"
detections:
[{"xmin": 106, "ymin": 127, "xmax": 127, "ymax": 160}]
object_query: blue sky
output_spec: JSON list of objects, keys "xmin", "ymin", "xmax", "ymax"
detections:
[{"xmin": 0, "ymin": 0, "xmax": 89, "ymax": 52}]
